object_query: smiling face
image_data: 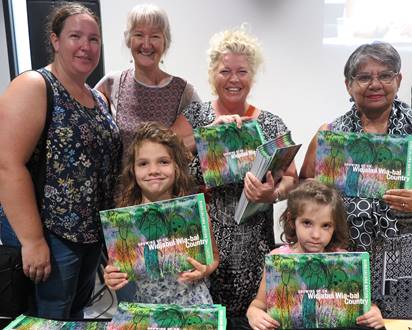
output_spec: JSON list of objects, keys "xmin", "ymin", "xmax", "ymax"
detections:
[
  {"xmin": 346, "ymin": 59, "xmax": 402, "ymax": 117},
  {"xmin": 51, "ymin": 13, "xmax": 101, "ymax": 78},
  {"xmin": 213, "ymin": 53, "xmax": 253, "ymax": 111},
  {"xmin": 293, "ymin": 202, "xmax": 335, "ymax": 253},
  {"xmin": 129, "ymin": 24, "xmax": 165, "ymax": 70},
  {"xmin": 134, "ymin": 140, "xmax": 175, "ymax": 203}
]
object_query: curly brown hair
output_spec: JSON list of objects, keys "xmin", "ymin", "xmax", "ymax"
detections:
[
  {"xmin": 280, "ymin": 180, "xmax": 349, "ymax": 251},
  {"xmin": 116, "ymin": 122, "xmax": 193, "ymax": 207}
]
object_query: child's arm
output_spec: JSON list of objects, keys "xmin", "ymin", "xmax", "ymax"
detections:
[
  {"xmin": 103, "ymin": 264, "xmax": 129, "ymax": 290},
  {"xmin": 356, "ymin": 304, "xmax": 384, "ymax": 329},
  {"xmin": 179, "ymin": 216, "xmax": 220, "ymax": 282},
  {"xmin": 246, "ymin": 269, "xmax": 280, "ymax": 330}
]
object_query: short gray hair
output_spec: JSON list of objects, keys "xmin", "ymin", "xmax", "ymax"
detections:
[
  {"xmin": 124, "ymin": 4, "xmax": 171, "ymax": 54},
  {"xmin": 344, "ymin": 41, "xmax": 401, "ymax": 81}
]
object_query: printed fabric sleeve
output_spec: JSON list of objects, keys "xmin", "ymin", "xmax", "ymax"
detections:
[{"xmin": 177, "ymin": 82, "xmax": 201, "ymax": 115}]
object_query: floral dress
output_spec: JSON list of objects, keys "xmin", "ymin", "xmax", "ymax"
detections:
[{"xmin": 183, "ymin": 101, "xmax": 289, "ymax": 317}]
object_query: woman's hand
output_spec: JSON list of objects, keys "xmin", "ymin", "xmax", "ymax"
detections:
[
  {"xmin": 178, "ymin": 257, "xmax": 210, "ymax": 283},
  {"xmin": 247, "ymin": 305, "xmax": 279, "ymax": 330},
  {"xmin": 383, "ymin": 189, "xmax": 412, "ymax": 212},
  {"xmin": 22, "ymin": 237, "xmax": 51, "ymax": 283},
  {"xmin": 356, "ymin": 304, "xmax": 384, "ymax": 329},
  {"xmin": 209, "ymin": 114, "xmax": 250, "ymax": 128},
  {"xmin": 104, "ymin": 264, "xmax": 128, "ymax": 290},
  {"xmin": 244, "ymin": 171, "xmax": 279, "ymax": 204}
]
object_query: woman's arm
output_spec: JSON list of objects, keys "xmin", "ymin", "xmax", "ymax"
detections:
[
  {"xmin": 299, "ymin": 123, "xmax": 329, "ymax": 180},
  {"xmin": 0, "ymin": 71, "xmax": 51, "ymax": 283}
]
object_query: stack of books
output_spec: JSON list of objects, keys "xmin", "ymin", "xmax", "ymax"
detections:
[
  {"xmin": 234, "ymin": 131, "xmax": 301, "ymax": 224},
  {"xmin": 109, "ymin": 302, "xmax": 226, "ymax": 330},
  {"xmin": 6, "ymin": 303, "xmax": 227, "ymax": 329}
]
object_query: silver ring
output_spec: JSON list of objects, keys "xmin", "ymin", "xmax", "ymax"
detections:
[{"xmin": 402, "ymin": 202, "xmax": 406, "ymax": 208}]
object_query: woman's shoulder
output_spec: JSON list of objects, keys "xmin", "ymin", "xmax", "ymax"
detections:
[
  {"xmin": 258, "ymin": 110, "xmax": 289, "ymax": 139},
  {"xmin": 182, "ymin": 101, "xmax": 214, "ymax": 126}
]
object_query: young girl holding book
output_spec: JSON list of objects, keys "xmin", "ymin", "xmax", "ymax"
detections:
[
  {"xmin": 104, "ymin": 122, "xmax": 219, "ymax": 304},
  {"xmin": 246, "ymin": 180, "xmax": 384, "ymax": 330}
]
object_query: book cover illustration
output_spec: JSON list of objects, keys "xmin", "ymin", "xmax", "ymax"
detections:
[
  {"xmin": 266, "ymin": 252, "xmax": 371, "ymax": 329},
  {"xmin": 315, "ymin": 130, "xmax": 412, "ymax": 198},
  {"xmin": 108, "ymin": 302, "xmax": 227, "ymax": 330},
  {"xmin": 194, "ymin": 120, "xmax": 264, "ymax": 188},
  {"xmin": 235, "ymin": 131, "xmax": 301, "ymax": 224},
  {"xmin": 100, "ymin": 194, "xmax": 214, "ymax": 281},
  {"xmin": 4, "ymin": 314, "xmax": 108, "ymax": 329}
]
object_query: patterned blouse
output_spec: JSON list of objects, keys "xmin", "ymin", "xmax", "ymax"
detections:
[
  {"xmin": 95, "ymin": 68, "xmax": 200, "ymax": 162},
  {"xmin": 183, "ymin": 101, "xmax": 289, "ymax": 317},
  {"xmin": 330, "ymin": 99, "xmax": 412, "ymax": 251},
  {"xmin": 36, "ymin": 68, "xmax": 121, "ymax": 243}
]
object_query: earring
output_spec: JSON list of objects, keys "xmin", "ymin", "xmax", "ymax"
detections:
[{"xmin": 349, "ymin": 96, "xmax": 354, "ymax": 102}]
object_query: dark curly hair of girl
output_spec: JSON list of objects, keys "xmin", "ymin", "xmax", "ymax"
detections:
[{"xmin": 280, "ymin": 180, "xmax": 349, "ymax": 251}]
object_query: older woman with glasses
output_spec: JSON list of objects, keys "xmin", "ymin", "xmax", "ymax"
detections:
[
  {"xmin": 301, "ymin": 41, "xmax": 412, "ymax": 253},
  {"xmin": 300, "ymin": 41, "xmax": 412, "ymax": 326}
]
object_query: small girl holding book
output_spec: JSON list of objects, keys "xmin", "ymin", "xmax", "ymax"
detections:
[
  {"xmin": 104, "ymin": 122, "xmax": 219, "ymax": 304},
  {"xmin": 246, "ymin": 180, "xmax": 384, "ymax": 330}
]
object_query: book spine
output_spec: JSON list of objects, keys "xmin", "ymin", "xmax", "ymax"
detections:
[
  {"xmin": 362, "ymin": 252, "xmax": 371, "ymax": 313},
  {"xmin": 404, "ymin": 138, "xmax": 412, "ymax": 189},
  {"xmin": 198, "ymin": 193, "xmax": 214, "ymax": 265},
  {"xmin": 218, "ymin": 306, "xmax": 227, "ymax": 330}
]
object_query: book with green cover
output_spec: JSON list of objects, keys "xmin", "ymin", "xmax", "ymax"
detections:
[
  {"xmin": 194, "ymin": 120, "xmax": 264, "ymax": 188},
  {"xmin": 234, "ymin": 131, "xmax": 301, "ymax": 224},
  {"xmin": 265, "ymin": 252, "xmax": 371, "ymax": 329},
  {"xmin": 100, "ymin": 194, "xmax": 214, "ymax": 281},
  {"xmin": 108, "ymin": 302, "xmax": 227, "ymax": 330},
  {"xmin": 4, "ymin": 314, "xmax": 108, "ymax": 329},
  {"xmin": 315, "ymin": 130, "xmax": 412, "ymax": 198}
]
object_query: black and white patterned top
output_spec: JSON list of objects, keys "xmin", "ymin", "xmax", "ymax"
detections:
[
  {"xmin": 183, "ymin": 101, "xmax": 289, "ymax": 317},
  {"xmin": 330, "ymin": 99, "xmax": 412, "ymax": 251}
]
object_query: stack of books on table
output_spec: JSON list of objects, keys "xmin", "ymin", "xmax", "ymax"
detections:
[{"xmin": 6, "ymin": 303, "xmax": 226, "ymax": 330}]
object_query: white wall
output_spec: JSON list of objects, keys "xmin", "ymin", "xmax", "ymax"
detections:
[
  {"xmin": 1, "ymin": 0, "xmax": 411, "ymax": 243},
  {"xmin": 0, "ymin": 4, "xmax": 10, "ymax": 94},
  {"xmin": 99, "ymin": 0, "xmax": 412, "ymax": 170}
]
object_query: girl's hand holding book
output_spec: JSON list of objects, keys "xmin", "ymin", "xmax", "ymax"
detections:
[
  {"xmin": 104, "ymin": 264, "xmax": 129, "ymax": 291},
  {"xmin": 178, "ymin": 257, "xmax": 210, "ymax": 282},
  {"xmin": 246, "ymin": 304, "xmax": 279, "ymax": 330}
]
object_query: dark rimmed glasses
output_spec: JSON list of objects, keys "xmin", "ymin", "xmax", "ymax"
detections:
[{"xmin": 352, "ymin": 71, "xmax": 398, "ymax": 86}]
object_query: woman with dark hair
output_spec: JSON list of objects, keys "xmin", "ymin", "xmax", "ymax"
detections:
[{"xmin": 0, "ymin": 2, "xmax": 121, "ymax": 319}]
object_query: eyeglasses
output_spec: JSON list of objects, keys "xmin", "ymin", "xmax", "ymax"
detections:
[{"xmin": 352, "ymin": 71, "xmax": 398, "ymax": 86}]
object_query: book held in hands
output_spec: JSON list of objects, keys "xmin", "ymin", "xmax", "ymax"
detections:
[
  {"xmin": 193, "ymin": 120, "xmax": 264, "ymax": 188},
  {"xmin": 100, "ymin": 193, "xmax": 214, "ymax": 280},
  {"xmin": 265, "ymin": 252, "xmax": 371, "ymax": 329},
  {"xmin": 315, "ymin": 130, "xmax": 412, "ymax": 198},
  {"xmin": 234, "ymin": 131, "xmax": 301, "ymax": 224}
]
